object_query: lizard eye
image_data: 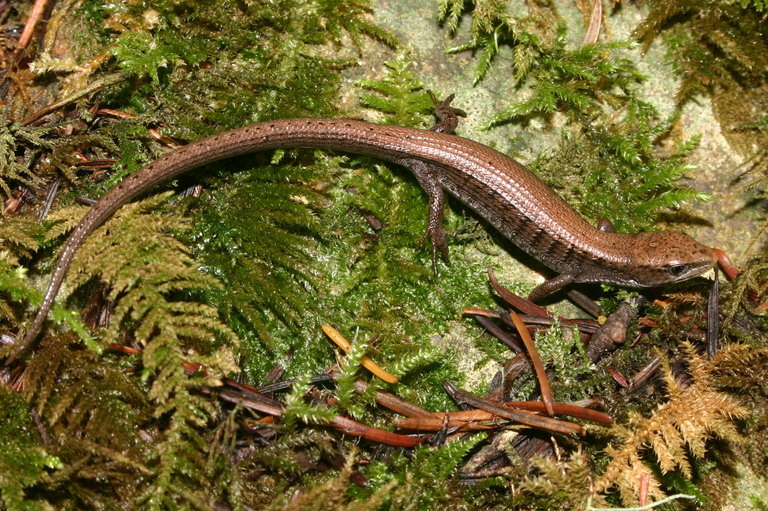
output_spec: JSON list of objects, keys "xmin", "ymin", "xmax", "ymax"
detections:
[{"xmin": 667, "ymin": 264, "xmax": 689, "ymax": 278}]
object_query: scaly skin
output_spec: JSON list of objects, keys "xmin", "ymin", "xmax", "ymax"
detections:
[{"xmin": 10, "ymin": 118, "xmax": 718, "ymax": 361}]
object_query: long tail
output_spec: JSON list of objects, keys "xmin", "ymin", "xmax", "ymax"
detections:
[{"xmin": 7, "ymin": 118, "xmax": 459, "ymax": 363}]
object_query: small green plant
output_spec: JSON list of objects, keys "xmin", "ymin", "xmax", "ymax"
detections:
[
  {"xmin": 537, "ymin": 109, "xmax": 711, "ymax": 232},
  {"xmin": 0, "ymin": 120, "xmax": 52, "ymax": 197},
  {"xmin": 0, "ymin": 386, "xmax": 63, "ymax": 511},
  {"xmin": 438, "ymin": 0, "xmax": 559, "ymax": 84},
  {"xmin": 356, "ymin": 53, "xmax": 437, "ymax": 128},
  {"xmin": 486, "ymin": 29, "xmax": 642, "ymax": 125},
  {"xmin": 352, "ymin": 434, "xmax": 487, "ymax": 510},
  {"xmin": 531, "ymin": 319, "xmax": 600, "ymax": 402}
]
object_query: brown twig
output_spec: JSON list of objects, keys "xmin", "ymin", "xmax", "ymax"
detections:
[
  {"xmin": 707, "ymin": 266, "xmax": 720, "ymax": 358},
  {"xmin": 566, "ymin": 289, "xmax": 602, "ymax": 318},
  {"xmin": 443, "ymin": 381, "xmax": 584, "ymax": 435},
  {"xmin": 352, "ymin": 379, "xmax": 434, "ymax": 419},
  {"xmin": 330, "ymin": 416, "xmax": 424, "ymax": 447},
  {"xmin": 472, "ymin": 313, "xmax": 524, "ymax": 353},
  {"xmin": 396, "ymin": 400, "xmax": 611, "ymax": 431},
  {"xmin": 218, "ymin": 384, "xmax": 425, "ymax": 447},
  {"xmin": 256, "ymin": 374, "xmax": 333, "ymax": 393},
  {"xmin": 37, "ymin": 177, "xmax": 60, "ymax": 220},
  {"xmin": 17, "ymin": 0, "xmax": 49, "ymax": 49},
  {"xmin": 508, "ymin": 310, "xmax": 554, "ymax": 417},
  {"xmin": 585, "ymin": 298, "xmax": 642, "ymax": 361},
  {"xmin": 22, "ymin": 72, "xmax": 127, "ymax": 125},
  {"xmin": 487, "ymin": 266, "xmax": 551, "ymax": 317},
  {"xmin": 583, "ymin": 0, "xmax": 603, "ymax": 44},
  {"xmin": 322, "ymin": 324, "xmax": 398, "ymax": 384},
  {"xmin": 626, "ymin": 356, "xmax": 662, "ymax": 393}
]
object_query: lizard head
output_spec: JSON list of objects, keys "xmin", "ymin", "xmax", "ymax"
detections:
[{"xmin": 622, "ymin": 230, "xmax": 718, "ymax": 288}]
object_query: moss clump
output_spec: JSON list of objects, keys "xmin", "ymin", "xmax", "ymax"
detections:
[{"xmin": 1, "ymin": 0, "xmax": 766, "ymax": 509}]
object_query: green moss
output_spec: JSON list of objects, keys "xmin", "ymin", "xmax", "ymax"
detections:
[
  {"xmin": 438, "ymin": 0, "xmax": 560, "ymax": 84},
  {"xmin": 632, "ymin": 0, "xmax": 768, "ymax": 262},
  {"xmin": 180, "ymin": 53, "xmax": 495, "ymax": 404},
  {"xmin": 351, "ymin": 435, "xmax": 487, "ymax": 510},
  {"xmin": 2, "ymin": 0, "xmax": 767, "ymax": 508},
  {"xmin": 533, "ymin": 113, "xmax": 711, "ymax": 233},
  {"xmin": 0, "ymin": 386, "xmax": 62, "ymax": 510},
  {"xmin": 0, "ymin": 120, "xmax": 52, "ymax": 197},
  {"xmin": 533, "ymin": 319, "xmax": 604, "ymax": 402}
]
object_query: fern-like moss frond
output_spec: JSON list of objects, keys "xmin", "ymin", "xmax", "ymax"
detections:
[
  {"xmin": 350, "ymin": 434, "xmax": 486, "ymax": 509},
  {"xmin": 487, "ymin": 27, "xmax": 642, "ymax": 126},
  {"xmin": 265, "ymin": 449, "xmax": 395, "ymax": 511},
  {"xmin": 595, "ymin": 342, "xmax": 749, "ymax": 505},
  {"xmin": 0, "ymin": 385, "xmax": 62, "ymax": 511},
  {"xmin": 534, "ymin": 107, "xmax": 710, "ymax": 232},
  {"xmin": 516, "ymin": 452, "xmax": 592, "ymax": 509},
  {"xmin": 45, "ymin": 192, "xmax": 237, "ymax": 349},
  {"xmin": 0, "ymin": 217, "xmax": 40, "ymax": 266},
  {"xmin": 634, "ymin": 0, "xmax": 768, "ymax": 157},
  {"xmin": 439, "ymin": 0, "xmax": 559, "ymax": 84},
  {"xmin": 0, "ymin": 121, "xmax": 54, "ymax": 197},
  {"xmin": 39, "ymin": 191, "xmax": 241, "ymax": 508},
  {"xmin": 0, "ymin": 217, "xmax": 42, "ymax": 328},
  {"xmin": 356, "ymin": 53, "xmax": 436, "ymax": 128},
  {"xmin": 139, "ymin": 339, "xmax": 239, "ymax": 509}
]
